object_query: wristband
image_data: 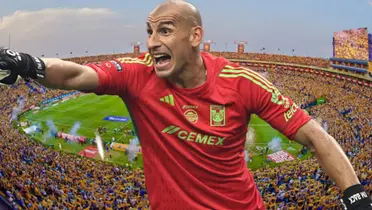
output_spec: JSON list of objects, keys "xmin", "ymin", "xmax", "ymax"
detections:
[
  {"xmin": 341, "ymin": 184, "xmax": 372, "ymax": 210},
  {"xmin": 19, "ymin": 53, "xmax": 46, "ymax": 80}
]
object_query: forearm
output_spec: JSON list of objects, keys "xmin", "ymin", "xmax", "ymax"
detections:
[
  {"xmin": 38, "ymin": 58, "xmax": 96, "ymax": 90},
  {"xmin": 305, "ymin": 126, "xmax": 359, "ymax": 191}
]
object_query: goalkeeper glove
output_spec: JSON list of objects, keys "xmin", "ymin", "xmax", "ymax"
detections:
[
  {"xmin": 0, "ymin": 48, "xmax": 46, "ymax": 85},
  {"xmin": 341, "ymin": 184, "xmax": 372, "ymax": 210}
]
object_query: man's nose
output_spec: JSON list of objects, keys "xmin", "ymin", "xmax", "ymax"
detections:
[{"xmin": 147, "ymin": 33, "xmax": 161, "ymax": 50}]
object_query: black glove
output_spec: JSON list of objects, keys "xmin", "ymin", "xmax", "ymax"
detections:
[
  {"xmin": 340, "ymin": 184, "xmax": 372, "ymax": 210},
  {"xmin": 0, "ymin": 48, "xmax": 46, "ymax": 85}
]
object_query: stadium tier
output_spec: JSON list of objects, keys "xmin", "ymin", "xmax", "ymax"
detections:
[
  {"xmin": 0, "ymin": 52, "xmax": 371, "ymax": 209},
  {"xmin": 331, "ymin": 27, "xmax": 372, "ymax": 77}
]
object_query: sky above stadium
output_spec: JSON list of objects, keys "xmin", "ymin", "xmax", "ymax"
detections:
[{"xmin": 0, "ymin": 0, "xmax": 371, "ymax": 58}]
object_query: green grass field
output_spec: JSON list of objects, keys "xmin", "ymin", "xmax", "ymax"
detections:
[{"xmin": 19, "ymin": 93, "xmax": 310, "ymax": 170}]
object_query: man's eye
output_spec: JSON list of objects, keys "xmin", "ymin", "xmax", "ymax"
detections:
[
  {"xmin": 147, "ymin": 29, "xmax": 153, "ymax": 36},
  {"xmin": 160, "ymin": 28, "xmax": 171, "ymax": 35}
]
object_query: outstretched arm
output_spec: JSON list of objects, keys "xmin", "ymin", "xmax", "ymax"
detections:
[
  {"xmin": 294, "ymin": 119, "xmax": 359, "ymax": 191},
  {"xmin": 234, "ymin": 64, "xmax": 372, "ymax": 209},
  {"xmin": 0, "ymin": 48, "xmax": 98, "ymax": 91},
  {"xmin": 38, "ymin": 58, "xmax": 99, "ymax": 91},
  {"xmin": 0, "ymin": 48, "xmax": 150, "ymax": 96},
  {"xmin": 294, "ymin": 120, "xmax": 372, "ymax": 210}
]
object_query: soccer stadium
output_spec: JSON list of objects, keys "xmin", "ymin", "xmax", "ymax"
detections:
[{"xmin": 1, "ymin": 2, "xmax": 372, "ymax": 210}]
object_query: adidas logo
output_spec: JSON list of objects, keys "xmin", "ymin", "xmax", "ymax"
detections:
[{"xmin": 160, "ymin": 94, "xmax": 175, "ymax": 106}]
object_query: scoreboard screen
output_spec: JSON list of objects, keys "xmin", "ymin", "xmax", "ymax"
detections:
[
  {"xmin": 333, "ymin": 28, "xmax": 369, "ymax": 60},
  {"xmin": 369, "ymin": 33, "xmax": 372, "ymax": 61}
]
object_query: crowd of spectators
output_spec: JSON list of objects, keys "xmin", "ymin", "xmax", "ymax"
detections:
[
  {"xmin": 0, "ymin": 52, "xmax": 370, "ymax": 209},
  {"xmin": 63, "ymin": 52, "xmax": 330, "ymax": 69},
  {"xmin": 253, "ymin": 68, "xmax": 372, "ymax": 209},
  {"xmin": 0, "ymin": 81, "xmax": 149, "ymax": 209},
  {"xmin": 333, "ymin": 28, "xmax": 369, "ymax": 60},
  {"xmin": 211, "ymin": 52, "xmax": 330, "ymax": 68},
  {"xmin": 64, "ymin": 53, "xmax": 137, "ymax": 65}
]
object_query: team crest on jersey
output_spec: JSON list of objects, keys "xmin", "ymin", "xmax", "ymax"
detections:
[
  {"xmin": 210, "ymin": 105, "xmax": 225, "ymax": 126},
  {"xmin": 184, "ymin": 109, "xmax": 198, "ymax": 124}
]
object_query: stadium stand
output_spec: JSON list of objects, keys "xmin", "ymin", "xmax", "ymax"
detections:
[
  {"xmin": 0, "ymin": 52, "xmax": 371, "ymax": 209},
  {"xmin": 330, "ymin": 64, "xmax": 368, "ymax": 74}
]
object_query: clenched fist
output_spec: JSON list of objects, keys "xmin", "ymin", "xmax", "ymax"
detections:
[{"xmin": 0, "ymin": 48, "xmax": 46, "ymax": 85}]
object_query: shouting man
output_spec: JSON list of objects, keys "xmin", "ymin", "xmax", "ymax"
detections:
[{"xmin": 0, "ymin": 1, "xmax": 371, "ymax": 209}]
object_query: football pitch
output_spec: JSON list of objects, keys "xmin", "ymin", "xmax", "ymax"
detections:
[{"xmin": 20, "ymin": 93, "xmax": 309, "ymax": 170}]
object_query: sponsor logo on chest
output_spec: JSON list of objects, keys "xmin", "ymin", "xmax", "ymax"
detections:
[
  {"xmin": 162, "ymin": 125, "xmax": 225, "ymax": 146},
  {"xmin": 182, "ymin": 105, "xmax": 199, "ymax": 124}
]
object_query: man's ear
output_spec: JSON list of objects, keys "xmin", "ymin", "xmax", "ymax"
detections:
[{"xmin": 190, "ymin": 26, "xmax": 203, "ymax": 47}]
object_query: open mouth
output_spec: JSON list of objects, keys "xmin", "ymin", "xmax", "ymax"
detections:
[{"xmin": 153, "ymin": 54, "xmax": 172, "ymax": 69}]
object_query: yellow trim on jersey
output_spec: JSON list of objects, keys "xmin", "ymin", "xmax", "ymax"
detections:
[
  {"xmin": 115, "ymin": 53, "xmax": 153, "ymax": 66},
  {"xmin": 118, "ymin": 52, "xmax": 151, "ymax": 63},
  {"xmin": 220, "ymin": 67, "xmax": 275, "ymax": 92},
  {"xmin": 224, "ymin": 65, "xmax": 275, "ymax": 89},
  {"xmin": 219, "ymin": 73, "xmax": 273, "ymax": 93},
  {"xmin": 219, "ymin": 65, "xmax": 287, "ymax": 105}
]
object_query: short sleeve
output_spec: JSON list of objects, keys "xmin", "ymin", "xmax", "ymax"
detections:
[
  {"xmin": 84, "ymin": 53, "xmax": 152, "ymax": 97},
  {"xmin": 240, "ymin": 69, "xmax": 311, "ymax": 140}
]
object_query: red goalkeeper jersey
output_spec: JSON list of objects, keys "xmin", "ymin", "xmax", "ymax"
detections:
[{"xmin": 85, "ymin": 52, "xmax": 311, "ymax": 209}]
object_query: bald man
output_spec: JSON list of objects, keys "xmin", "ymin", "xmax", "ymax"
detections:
[{"xmin": 1, "ymin": 1, "xmax": 371, "ymax": 209}]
